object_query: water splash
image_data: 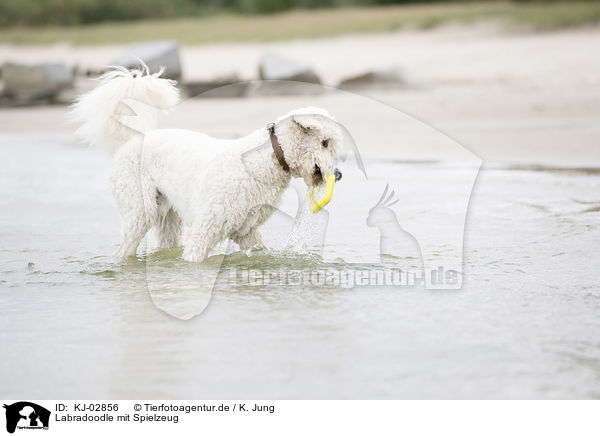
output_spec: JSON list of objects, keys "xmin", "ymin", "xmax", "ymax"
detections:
[{"xmin": 283, "ymin": 185, "xmax": 329, "ymax": 255}]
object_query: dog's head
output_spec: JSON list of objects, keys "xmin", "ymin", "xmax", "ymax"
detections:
[{"xmin": 276, "ymin": 107, "xmax": 343, "ymax": 187}]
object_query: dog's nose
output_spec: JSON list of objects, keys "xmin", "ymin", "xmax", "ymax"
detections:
[{"xmin": 334, "ymin": 168, "xmax": 342, "ymax": 182}]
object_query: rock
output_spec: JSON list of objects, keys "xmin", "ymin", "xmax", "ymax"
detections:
[
  {"xmin": 255, "ymin": 54, "xmax": 323, "ymax": 95},
  {"xmin": 339, "ymin": 67, "xmax": 415, "ymax": 90},
  {"xmin": 113, "ymin": 40, "xmax": 182, "ymax": 80},
  {"xmin": 259, "ymin": 54, "xmax": 321, "ymax": 84},
  {"xmin": 1, "ymin": 63, "xmax": 74, "ymax": 104},
  {"xmin": 183, "ymin": 73, "xmax": 249, "ymax": 98}
]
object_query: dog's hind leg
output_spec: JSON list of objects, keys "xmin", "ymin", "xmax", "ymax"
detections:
[
  {"xmin": 112, "ymin": 161, "xmax": 159, "ymax": 259},
  {"xmin": 156, "ymin": 207, "xmax": 183, "ymax": 249},
  {"xmin": 182, "ymin": 218, "xmax": 221, "ymax": 262},
  {"xmin": 114, "ymin": 213, "xmax": 154, "ymax": 259}
]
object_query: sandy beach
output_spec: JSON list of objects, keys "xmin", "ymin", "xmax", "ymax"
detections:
[{"xmin": 2, "ymin": 24, "xmax": 599, "ymax": 166}]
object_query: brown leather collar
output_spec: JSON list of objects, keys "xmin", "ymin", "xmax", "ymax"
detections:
[{"xmin": 267, "ymin": 123, "xmax": 289, "ymax": 172}]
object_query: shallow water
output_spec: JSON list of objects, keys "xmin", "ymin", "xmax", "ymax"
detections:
[{"xmin": 1, "ymin": 133, "xmax": 599, "ymax": 399}]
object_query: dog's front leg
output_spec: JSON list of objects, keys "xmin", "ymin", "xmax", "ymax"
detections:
[
  {"xmin": 234, "ymin": 228, "xmax": 264, "ymax": 251},
  {"xmin": 183, "ymin": 221, "xmax": 220, "ymax": 262}
]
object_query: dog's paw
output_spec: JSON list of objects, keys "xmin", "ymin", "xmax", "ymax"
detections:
[{"xmin": 182, "ymin": 246, "xmax": 208, "ymax": 263}]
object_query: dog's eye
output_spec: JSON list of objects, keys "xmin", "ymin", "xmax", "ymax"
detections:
[{"xmin": 321, "ymin": 139, "xmax": 329, "ymax": 148}]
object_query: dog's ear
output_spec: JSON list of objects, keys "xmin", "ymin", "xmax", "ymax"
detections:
[{"xmin": 292, "ymin": 115, "xmax": 323, "ymax": 132}]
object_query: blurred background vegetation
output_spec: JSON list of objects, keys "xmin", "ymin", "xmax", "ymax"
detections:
[
  {"xmin": 0, "ymin": 0, "xmax": 599, "ymax": 45},
  {"xmin": 0, "ymin": 0, "xmax": 597, "ymax": 26}
]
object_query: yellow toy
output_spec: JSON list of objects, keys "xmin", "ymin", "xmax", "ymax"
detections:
[{"xmin": 310, "ymin": 174, "xmax": 336, "ymax": 213}]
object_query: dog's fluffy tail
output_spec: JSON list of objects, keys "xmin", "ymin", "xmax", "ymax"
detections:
[{"xmin": 71, "ymin": 63, "xmax": 180, "ymax": 154}]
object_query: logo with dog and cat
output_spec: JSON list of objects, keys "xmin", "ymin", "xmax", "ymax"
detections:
[{"xmin": 3, "ymin": 402, "xmax": 50, "ymax": 434}]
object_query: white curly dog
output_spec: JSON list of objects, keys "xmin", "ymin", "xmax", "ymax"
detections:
[{"xmin": 72, "ymin": 66, "xmax": 343, "ymax": 262}]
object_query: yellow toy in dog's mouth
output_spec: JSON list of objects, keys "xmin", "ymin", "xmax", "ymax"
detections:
[{"xmin": 309, "ymin": 174, "xmax": 336, "ymax": 213}]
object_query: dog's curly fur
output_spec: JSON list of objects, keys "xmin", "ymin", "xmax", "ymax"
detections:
[{"xmin": 71, "ymin": 66, "xmax": 343, "ymax": 262}]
